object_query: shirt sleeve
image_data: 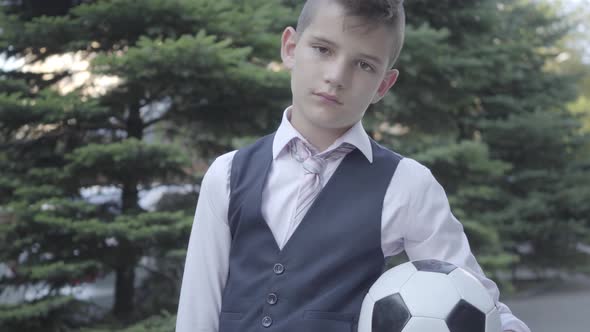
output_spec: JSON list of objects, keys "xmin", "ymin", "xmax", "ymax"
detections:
[
  {"xmin": 389, "ymin": 158, "xmax": 531, "ymax": 332},
  {"xmin": 176, "ymin": 151, "xmax": 236, "ymax": 332}
]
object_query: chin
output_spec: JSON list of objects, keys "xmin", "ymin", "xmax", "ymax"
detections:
[{"xmin": 312, "ymin": 115, "xmax": 355, "ymax": 132}]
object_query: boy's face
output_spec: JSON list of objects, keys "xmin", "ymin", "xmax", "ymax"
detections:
[{"xmin": 281, "ymin": 0, "xmax": 399, "ymax": 134}]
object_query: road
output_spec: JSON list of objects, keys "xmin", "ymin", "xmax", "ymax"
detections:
[{"xmin": 503, "ymin": 276, "xmax": 590, "ymax": 332}]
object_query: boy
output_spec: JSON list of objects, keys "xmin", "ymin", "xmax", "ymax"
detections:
[{"xmin": 176, "ymin": 1, "xmax": 531, "ymax": 331}]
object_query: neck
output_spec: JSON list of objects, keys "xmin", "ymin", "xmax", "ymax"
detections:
[{"xmin": 289, "ymin": 107, "xmax": 351, "ymax": 153}]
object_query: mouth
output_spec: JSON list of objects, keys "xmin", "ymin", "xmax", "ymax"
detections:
[{"xmin": 313, "ymin": 92, "xmax": 343, "ymax": 105}]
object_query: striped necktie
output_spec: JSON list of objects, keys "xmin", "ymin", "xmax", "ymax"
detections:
[{"xmin": 289, "ymin": 138, "xmax": 356, "ymax": 226}]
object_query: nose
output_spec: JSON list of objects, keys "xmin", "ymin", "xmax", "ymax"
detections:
[{"xmin": 323, "ymin": 58, "xmax": 348, "ymax": 89}]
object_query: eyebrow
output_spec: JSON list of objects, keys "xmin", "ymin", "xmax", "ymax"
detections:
[{"xmin": 309, "ymin": 35, "xmax": 385, "ymax": 66}]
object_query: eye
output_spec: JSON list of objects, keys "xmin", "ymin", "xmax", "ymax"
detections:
[
  {"xmin": 312, "ymin": 46, "xmax": 331, "ymax": 55},
  {"xmin": 358, "ymin": 61, "xmax": 375, "ymax": 72}
]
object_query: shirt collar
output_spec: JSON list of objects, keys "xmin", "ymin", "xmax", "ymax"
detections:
[{"xmin": 272, "ymin": 106, "xmax": 373, "ymax": 163}]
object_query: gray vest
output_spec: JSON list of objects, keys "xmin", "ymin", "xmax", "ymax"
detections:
[{"xmin": 220, "ymin": 133, "xmax": 402, "ymax": 332}]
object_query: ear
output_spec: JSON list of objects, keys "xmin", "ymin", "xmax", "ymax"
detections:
[
  {"xmin": 281, "ymin": 27, "xmax": 298, "ymax": 70},
  {"xmin": 371, "ymin": 69, "xmax": 399, "ymax": 104}
]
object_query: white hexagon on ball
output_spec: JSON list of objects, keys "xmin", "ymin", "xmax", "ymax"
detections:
[
  {"xmin": 448, "ymin": 268, "xmax": 495, "ymax": 314},
  {"xmin": 400, "ymin": 271, "xmax": 461, "ymax": 319},
  {"xmin": 369, "ymin": 260, "xmax": 417, "ymax": 300},
  {"xmin": 402, "ymin": 317, "xmax": 450, "ymax": 332},
  {"xmin": 358, "ymin": 292, "xmax": 375, "ymax": 330}
]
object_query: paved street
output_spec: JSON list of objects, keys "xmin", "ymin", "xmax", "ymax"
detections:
[{"xmin": 504, "ymin": 276, "xmax": 590, "ymax": 332}]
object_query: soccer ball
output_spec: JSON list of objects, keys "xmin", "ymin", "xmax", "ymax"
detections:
[{"xmin": 358, "ymin": 259, "xmax": 502, "ymax": 332}]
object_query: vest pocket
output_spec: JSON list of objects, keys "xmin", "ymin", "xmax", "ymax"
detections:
[
  {"xmin": 219, "ymin": 311, "xmax": 244, "ymax": 331},
  {"xmin": 301, "ymin": 310, "xmax": 355, "ymax": 332},
  {"xmin": 303, "ymin": 310, "xmax": 356, "ymax": 322},
  {"xmin": 219, "ymin": 311, "xmax": 244, "ymax": 320}
]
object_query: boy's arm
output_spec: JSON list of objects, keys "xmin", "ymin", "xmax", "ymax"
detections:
[
  {"xmin": 176, "ymin": 152, "xmax": 235, "ymax": 332},
  {"xmin": 384, "ymin": 158, "xmax": 531, "ymax": 332}
]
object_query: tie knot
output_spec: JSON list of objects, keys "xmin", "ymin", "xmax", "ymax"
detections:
[
  {"xmin": 302, "ymin": 156, "xmax": 326, "ymax": 175},
  {"xmin": 289, "ymin": 139, "xmax": 315, "ymax": 163},
  {"xmin": 289, "ymin": 138, "xmax": 355, "ymax": 175}
]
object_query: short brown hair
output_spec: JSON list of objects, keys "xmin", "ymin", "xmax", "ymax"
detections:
[{"xmin": 296, "ymin": 0, "xmax": 406, "ymax": 67}]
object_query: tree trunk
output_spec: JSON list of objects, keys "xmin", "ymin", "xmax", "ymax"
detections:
[
  {"xmin": 113, "ymin": 104, "xmax": 143, "ymax": 318},
  {"xmin": 113, "ymin": 265, "xmax": 136, "ymax": 319},
  {"xmin": 112, "ymin": 178, "xmax": 141, "ymax": 317}
]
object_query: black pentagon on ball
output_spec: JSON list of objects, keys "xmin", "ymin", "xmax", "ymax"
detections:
[
  {"xmin": 446, "ymin": 299, "xmax": 486, "ymax": 332},
  {"xmin": 372, "ymin": 293, "xmax": 411, "ymax": 332},
  {"xmin": 412, "ymin": 259, "xmax": 457, "ymax": 274}
]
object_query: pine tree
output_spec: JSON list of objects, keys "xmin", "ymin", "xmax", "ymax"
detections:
[
  {"xmin": 0, "ymin": 0, "xmax": 290, "ymax": 330},
  {"xmin": 370, "ymin": 0, "xmax": 590, "ymax": 275}
]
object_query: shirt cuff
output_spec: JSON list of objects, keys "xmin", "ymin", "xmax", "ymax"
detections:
[{"xmin": 500, "ymin": 312, "xmax": 532, "ymax": 332}]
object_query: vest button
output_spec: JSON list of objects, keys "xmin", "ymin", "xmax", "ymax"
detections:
[
  {"xmin": 273, "ymin": 263, "xmax": 285, "ymax": 275},
  {"xmin": 262, "ymin": 315, "xmax": 273, "ymax": 327},
  {"xmin": 266, "ymin": 292, "xmax": 278, "ymax": 305}
]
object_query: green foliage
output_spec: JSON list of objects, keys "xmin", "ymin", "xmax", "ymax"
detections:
[
  {"xmin": 414, "ymin": 141, "xmax": 510, "ymax": 188},
  {"xmin": 16, "ymin": 261, "xmax": 102, "ymax": 285},
  {"xmin": 66, "ymin": 139, "xmax": 189, "ymax": 186},
  {"xmin": 0, "ymin": 296, "xmax": 80, "ymax": 332},
  {"xmin": 12, "ymin": 185, "xmax": 64, "ymax": 202},
  {"xmin": 0, "ymin": 91, "xmax": 106, "ymax": 135},
  {"xmin": 31, "ymin": 210, "xmax": 192, "ymax": 248},
  {"xmin": 80, "ymin": 313, "xmax": 176, "ymax": 332},
  {"xmin": 370, "ymin": 0, "xmax": 590, "ymax": 277},
  {"xmin": 0, "ymin": 0, "xmax": 291, "ymax": 329}
]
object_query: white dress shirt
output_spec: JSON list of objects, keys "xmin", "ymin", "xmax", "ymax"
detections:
[{"xmin": 176, "ymin": 107, "xmax": 531, "ymax": 332}]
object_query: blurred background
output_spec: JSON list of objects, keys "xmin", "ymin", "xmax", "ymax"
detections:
[{"xmin": 0, "ymin": 0, "xmax": 589, "ymax": 331}]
